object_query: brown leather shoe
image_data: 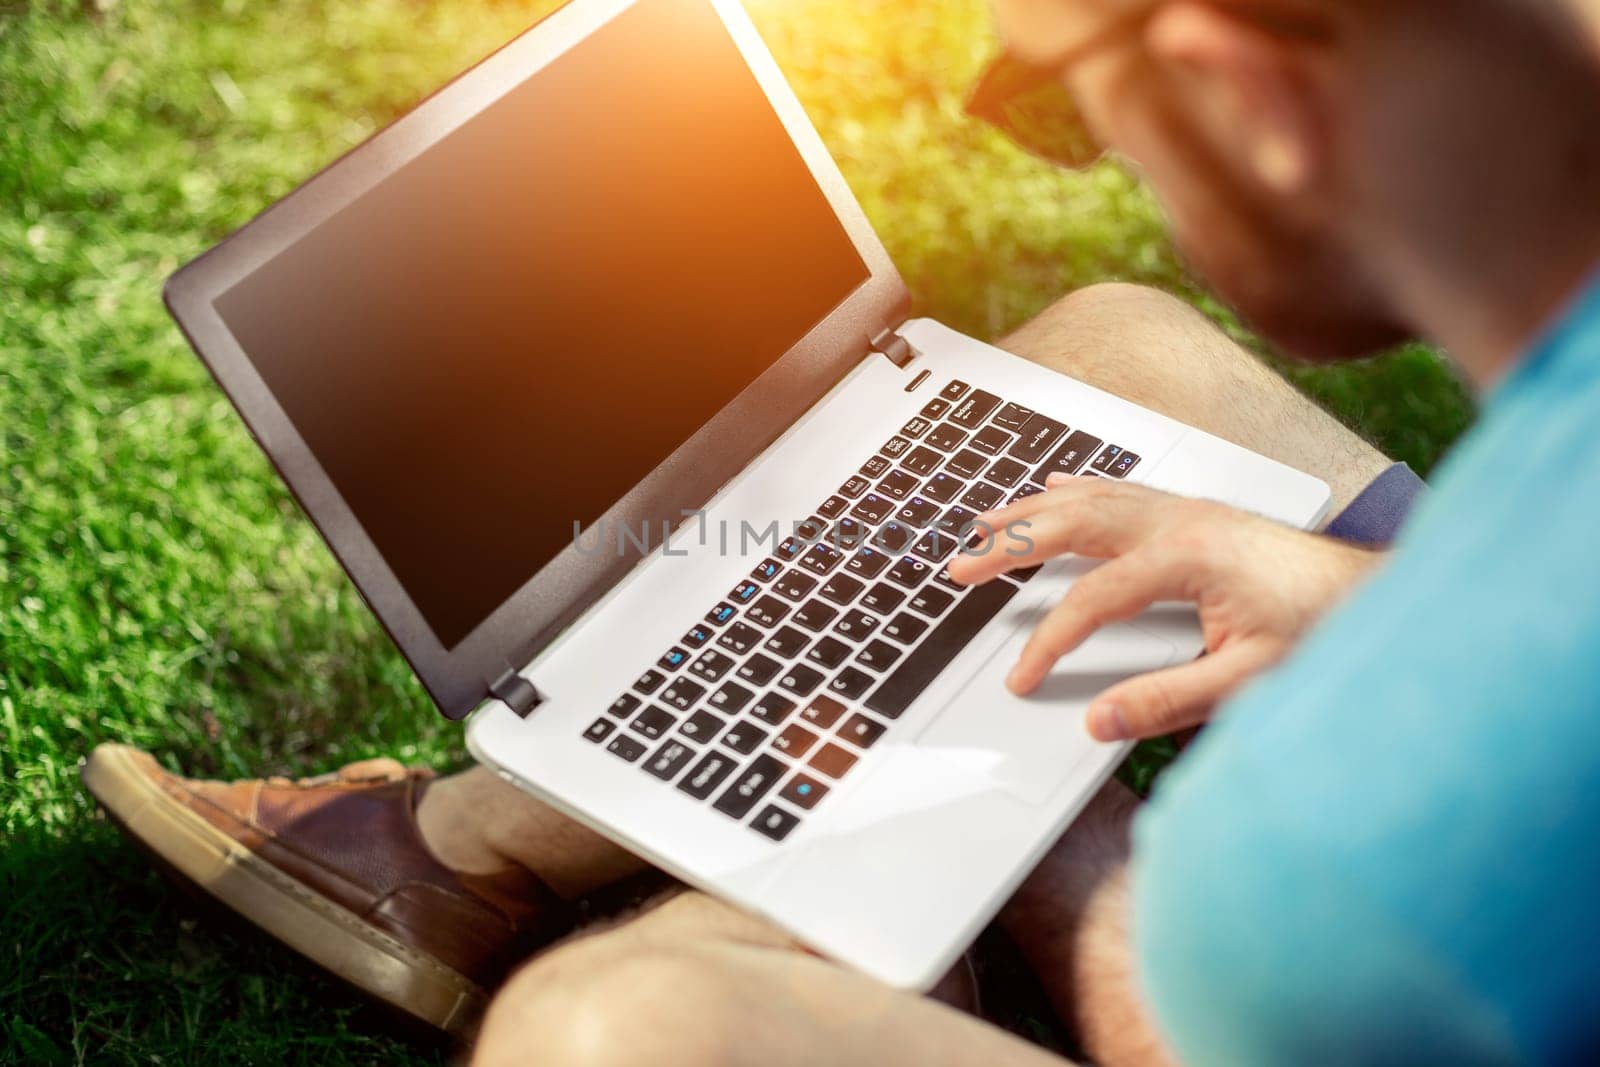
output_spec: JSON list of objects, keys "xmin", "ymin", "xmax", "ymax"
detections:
[{"xmin": 82, "ymin": 743, "xmax": 571, "ymax": 1037}]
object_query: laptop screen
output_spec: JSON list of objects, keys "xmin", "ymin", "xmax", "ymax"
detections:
[{"xmin": 214, "ymin": 0, "xmax": 870, "ymax": 650}]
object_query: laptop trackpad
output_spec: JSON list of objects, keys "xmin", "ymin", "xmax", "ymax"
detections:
[{"xmin": 914, "ymin": 614, "xmax": 1181, "ymax": 806}]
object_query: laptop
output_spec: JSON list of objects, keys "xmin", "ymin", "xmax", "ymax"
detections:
[{"xmin": 164, "ymin": 0, "xmax": 1330, "ymax": 989}]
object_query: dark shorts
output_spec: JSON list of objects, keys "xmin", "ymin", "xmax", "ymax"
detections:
[{"xmin": 1323, "ymin": 462, "xmax": 1427, "ymax": 548}]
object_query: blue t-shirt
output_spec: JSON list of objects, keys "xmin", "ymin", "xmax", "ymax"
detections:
[{"xmin": 1135, "ymin": 274, "xmax": 1600, "ymax": 1066}]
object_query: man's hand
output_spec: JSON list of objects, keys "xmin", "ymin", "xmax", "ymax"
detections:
[{"xmin": 946, "ymin": 474, "xmax": 1381, "ymax": 741}]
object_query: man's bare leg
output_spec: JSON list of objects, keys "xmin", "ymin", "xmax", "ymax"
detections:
[
  {"xmin": 474, "ymin": 891, "xmax": 1068, "ymax": 1067},
  {"xmin": 1001, "ymin": 284, "xmax": 1392, "ymax": 515}
]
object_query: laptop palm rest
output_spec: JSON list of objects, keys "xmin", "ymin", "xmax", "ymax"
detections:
[{"xmin": 914, "ymin": 594, "xmax": 1181, "ymax": 806}]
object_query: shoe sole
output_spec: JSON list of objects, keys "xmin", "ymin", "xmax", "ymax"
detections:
[{"xmin": 81, "ymin": 745, "xmax": 487, "ymax": 1037}]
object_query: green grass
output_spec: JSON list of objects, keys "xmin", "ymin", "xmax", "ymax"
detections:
[{"xmin": 1, "ymin": 0, "xmax": 1474, "ymax": 1061}]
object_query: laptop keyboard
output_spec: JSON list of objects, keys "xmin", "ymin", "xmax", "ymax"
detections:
[{"xmin": 582, "ymin": 380, "xmax": 1142, "ymax": 844}]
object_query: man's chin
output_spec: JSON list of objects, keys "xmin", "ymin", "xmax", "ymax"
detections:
[{"xmin": 1246, "ymin": 304, "xmax": 1415, "ymax": 365}]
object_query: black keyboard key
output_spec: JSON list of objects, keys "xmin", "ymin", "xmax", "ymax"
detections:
[
  {"xmin": 689, "ymin": 650, "xmax": 736, "ymax": 682},
  {"xmin": 818, "ymin": 494, "xmax": 849, "ymax": 519},
  {"xmin": 737, "ymin": 653, "xmax": 782, "ymax": 686},
  {"xmin": 806, "ymin": 636, "xmax": 852, "ymax": 669},
  {"xmin": 608, "ymin": 693, "xmax": 642, "ymax": 719},
  {"xmin": 878, "ymin": 469, "xmax": 920, "ymax": 500},
  {"xmin": 629, "ymin": 705, "xmax": 677, "ymax": 740},
  {"xmin": 1003, "ymin": 563, "xmax": 1043, "ymax": 584},
  {"xmin": 745, "ymin": 596, "xmax": 790, "ymax": 629},
  {"xmin": 882, "ymin": 612, "xmax": 929, "ymax": 644},
  {"xmin": 799, "ymin": 543, "xmax": 844, "ymax": 576},
  {"xmin": 926, "ymin": 424, "xmax": 967, "ymax": 453},
  {"xmin": 871, "ymin": 520, "xmax": 918, "ymax": 555},
  {"xmin": 677, "ymin": 751, "xmax": 738, "ymax": 800},
  {"xmin": 935, "ymin": 506, "xmax": 977, "ymax": 536},
  {"xmin": 708, "ymin": 681, "xmax": 754, "ymax": 715},
  {"xmin": 993, "ymin": 402, "xmax": 1033, "ymax": 431},
  {"xmin": 886, "ymin": 555, "xmax": 932, "ymax": 589},
  {"xmin": 714, "ymin": 754, "xmax": 787, "ymax": 818},
  {"xmin": 775, "ymin": 536, "xmax": 805, "ymax": 561},
  {"xmin": 718, "ymin": 722, "xmax": 769, "ymax": 757},
  {"xmin": 1111, "ymin": 451, "xmax": 1140, "ymax": 478},
  {"xmin": 897, "ymin": 496, "xmax": 941, "ymax": 527},
  {"xmin": 960, "ymin": 482, "xmax": 1006, "ymax": 512},
  {"xmin": 851, "ymin": 493, "xmax": 894, "ymax": 524},
  {"xmin": 860, "ymin": 581, "xmax": 906, "ymax": 615},
  {"xmin": 799, "ymin": 695, "xmax": 847, "ymax": 730},
  {"xmin": 679, "ymin": 709, "xmax": 725, "ymax": 744},
  {"xmin": 751, "ymin": 804, "xmax": 801, "ymax": 842},
  {"xmin": 860, "ymin": 454, "xmax": 892, "ymax": 479},
  {"xmin": 880, "ymin": 435, "xmax": 913, "ymax": 460},
  {"xmin": 921, "ymin": 472, "xmax": 963, "ymax": 503},
  {"xmin": 829, "ymin": 668, "xmax": 876, "ymax": 700},
  {"xmin": 986, "ymin": 457, "xmax": 1029, "ymax": 488},
  {"xmin": 946, "ymin": 449, "xmax": 987, "ymax": 480},
  {"xmin": 831, "ymin": 517, "xmax": 867, "ymax": 549},
  {"xmin": 834, "ymin": 609, "xmax": 880, "ymax": 640},
  {"xmin": 606, "ymin": 734, "xmax": 648, "ymax": 763},
  {"xmin": 718, "ymin": 622, "xmax": 763, "ymax": 656},
  {"xmin": 902, "ymin": 446, "xmax": 942, "ymax": 476},
  {"xmin": 658, "ymin": 646, "xmax": 690, "ymax": 671},
  {"xmin": 839, "ymin": 475, "xmax": 871, "ymax": 499},
  {"xmin": 644, "ymin": 739, "xmax": 697, "ymax": 780},
  {"xmin": 749, "ymin": 692, "xmax": 795, "ymax": 726},
  {"xmin": 900, "ymin": 416, "xmax": 932, "ymax": 439},
  {"xmin": 820, "ymin": 573, "xmax": 865, "ymax": 606},
  {"xmin": 777, "ymin": 663, "xmax": 826, "ymax": 697},
  {"xmin": 920, "ymin": 397, "xmax": 951, "ymax": 419},
  {"xmin": 809, "ymin": 743, "xmax": 859, "ymax": 779},
  {"xmin": 660, "ymin": 678, "xmax": 706, "ymax": 712},
  {"xmin": 940, "ymin": 379, "xmax": 970, "ymax": 401},
  {"xmin": 794, "ymin": 515, "xmax": 829, "ymax": 542},
  {"xmin": 773, "ymin": 722, "xmax": 819, "ymax": 758},
  {"xmin": 730, "ymin": 580, "xmax": 761, "ymax": 604},
  {"xmin": 682, "ymin": 624, "xmax": 714, "ymax": 649},
  {"xmin": 933, "ymin": 563, "xmax": 965, "ymax": 590},
  {"xmin": 1032, "ymin": 430, "xmax": 1104, "ymax": 483},
  {"xmin": 765, "ymin": 626, "xmax": 811, "ymax": 658},
  {"xmin": 750, "ymin": 558, "xmax": 783, "ymax": 583},
  {"xmin": 793, "ymin": 600, "xmax": 841, "ymax": 632},
  {"xmin": 633, "ymin": 670, "xmax": 666, "ymax": 695},
  {"xmin": 910, "ymin": 528, "xmax": 959, "ymax": 564},
  {"xmin": 780, "ymin": 773, "xmax": 829, "ymax": 810},
  {"xmin": 845, "ymin": 548, "xmax": 892, "ymax": 579},
  {"xmin": 970, "ymin": 425, "xmax": 1013, "ymax": 455},
  {"xmin": 866, "ymin": 579, "xmax": 1020, "ymax": 719},
  {"xmin": 856, "ymin": 640, "xmax": 902, "ymax": 672},
  {"xmin": 1009, "ymin": 414, "xmax": 1068, "ymax": 463},
  {"xmin": 583, "ymin": 718, "xmax": 616, "ymax": 743},
  {"xmin": 1091, "ymin": 445, "xmax": 1122, "ymax": 474},
  {"xmin": 909, "ymin": 587, "xmax": 955, "ymax": 617},
  {"xmin": 950, "ymin": 389, "xmax": 1002, "ymax": 429},
  {"xmin": 706, "ymin": 602, "xmax": 738, "ymax": 626},
  {"xmin": 1010, "ymin": 483, "xmax": 1044, "ymax": 503},
  {"xmin": 838, "ymin": 713, "xmax": 888, "ymax": 749}
]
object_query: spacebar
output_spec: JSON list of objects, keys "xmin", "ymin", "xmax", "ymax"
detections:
[{"xmin": 865, "ymin": 580, "xmax": 1021, "ymax": 719}]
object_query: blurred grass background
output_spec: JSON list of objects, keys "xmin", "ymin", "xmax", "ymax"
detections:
[{"xmin": 1, "ymin": 0, "xmax": 1473, "ymax": 1061}]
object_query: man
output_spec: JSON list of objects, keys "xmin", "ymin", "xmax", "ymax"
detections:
[{"xmin": 86, "ymin": 0, "xmax": 1600, "ymax": 1063}]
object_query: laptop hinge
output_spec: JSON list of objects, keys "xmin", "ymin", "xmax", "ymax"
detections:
[
  {"xmin": 489, "ymin": 670, "xmax": 542, "ymax": 719},
  {"xmin": 869, "ymin": 325, "xmax": 918, "ymax": 369}
]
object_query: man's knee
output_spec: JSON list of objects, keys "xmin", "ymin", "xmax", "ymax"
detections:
[
  {"xmin": 474, "ymin": 937, "xmax": 749, "ymax": 1067},
  {"xmin": 1001, "ymin": 283, "xmax": 1271, "ymax": 421}
]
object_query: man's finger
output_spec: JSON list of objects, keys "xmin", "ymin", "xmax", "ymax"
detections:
[
  {"xmin": 1084, "ymin": 643, "xmax": 1276, "ymax": 741},
  {"xmin": 1006, "ymin": 549, "xmax": 1183, "ymax": 693},
  {"xmin": 953, "ymin": 486, "xmax": 1179, "ymax": 589}
]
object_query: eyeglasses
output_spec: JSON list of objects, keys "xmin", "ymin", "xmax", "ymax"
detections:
[
  {"xmin": 965, "ymin": 10, "xmax": 1151, "ymax": 171},
  {"xmin": 966, "ymin": 3, "xmax": 1330, "ymax": 171}
]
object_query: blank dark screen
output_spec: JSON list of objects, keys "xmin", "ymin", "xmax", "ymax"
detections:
[{"xmin": 216, "ymin": 0, "xmax": 869, "ymax": 649}]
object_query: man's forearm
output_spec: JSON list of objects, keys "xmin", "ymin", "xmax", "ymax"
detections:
[{"xmin": 1001, "ymin": 784, "xmax": 1177, "ymax": 1067}]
